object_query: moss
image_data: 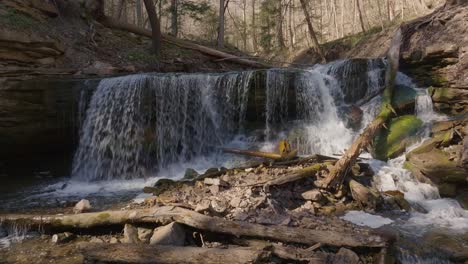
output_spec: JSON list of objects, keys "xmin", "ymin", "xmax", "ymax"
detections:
[
  {"xmin": 431, "ymin": 75, "xmax": 448, "ymax": 87},
  {"xmin": 374, "ymin": 115, "xmax": 423, "ymax": 160},
  {"xmin": 97, "ymin": 213, "xmax": 110, "ymax": 220},
  {"xmin": 0, "ymin": 8, "xmax": 36, "ymax": 30}
]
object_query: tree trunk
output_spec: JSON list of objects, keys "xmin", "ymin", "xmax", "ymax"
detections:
[
  {"xmin": 218, "ymin": 0, "xmax": 225, "ymax": 47},
  {"xmin": 356, "ymin": 0, "xmax": 366, "ymax": 32},
  {"xmin": 143, "ymin": 0, "xmax": 162, "ymax": 56},
  {"xmin": 251, "ymin": 0, "xmax": 258, "ymax": 52},
  {"xmin": 136, "ymin": 0, "xmax": 143, "ymax": 27},
  {"xmin": 0, "ymin": 206, "xmax": 391, "ymax": 248},
  {"xmin": 319, "ymin": 29, "xmax": 402, "ymax": 190},
  {"xmin": 117, "ymin": 0, "xmax": 126, "ymax": 20},
  {"xmin": 288, "ymin": 0, "xmax": 295, "ymax": 49},
  {"xmin": 299, "ymin": 0, "xmax": 326, "ymax": 62},
  {"xmin": 79, "ymin": 243, "xmax": 268, "ymax": 264},
  {"xmin": 277, "ymin": 0, "xmax": 286, "ymax": 49},
  {"xmin": 170, "ymin": 0, "xmax": 178, "ymax": 37},
  {"xmin": 242, "ymin": 0, "xmax": 247, "ymax": 50},
  {"xmin": 377, "ymin": 0, "xmax": 385, "ymax": 30}
]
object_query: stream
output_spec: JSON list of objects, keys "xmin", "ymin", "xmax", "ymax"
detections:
[{"xmin": 0, "ymin": 58, "xmax": 466, "ymax": 263}]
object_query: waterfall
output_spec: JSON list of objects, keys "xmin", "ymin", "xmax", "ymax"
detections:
[
  {"xmin": 72, "ymin": 59, "xmax": 387, "ymax": 181},
  {"xmin": 72, "ymin": 72, "xmax": 253, "ymax": 181}
]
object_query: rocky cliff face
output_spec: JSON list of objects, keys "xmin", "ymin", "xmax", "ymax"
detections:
[{"xmin": 0, "ymin": 78, "xmax": 97, "ymax": 157}]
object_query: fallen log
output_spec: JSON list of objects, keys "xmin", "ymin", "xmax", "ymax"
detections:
[
  {"xmin": 98, "ymin": 17, "xmax": 270, "ymax": 69},
  {"xmin": 222, "ymin": 148, "xmax": 298, "ymax": 161},
  {"xmin": 319, "ymin": 29, "xmax": 402, "ymax": 190},
  {"xmin": 0, "ymin": 206, "xmax": 390, "ymax": 248},
  {"xmin": 264, "ymin": 163, "xmax": 324, "ymax": 188},
  {"xmin": 78, "ymin": 243, "xmax": 269, "ymax": 264}
]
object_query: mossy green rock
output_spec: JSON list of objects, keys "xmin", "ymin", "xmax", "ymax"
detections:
[
  {"xmin": 393, "ymin": 84, "xmax": 417, "ymax": 114},
  {"xmin": 373, "ymin": 115, "xmax": 423, "ymax": 160}
]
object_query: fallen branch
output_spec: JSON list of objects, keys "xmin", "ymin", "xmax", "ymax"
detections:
[
  {"xmin": 0, "ymin": 206, "xmax": 390, "ymax": 248},
  {"xmin": 78, "ymin": 243, "xmax": 269, "ymax": 264},
  {"xmin": 319, "ymin": 29, "xmax": 402, "ymax": 190},
  {"xmin": 264, "ymin": 163, "xmax": 324, "ymax": 188},
  {"xmin": 222, "ymin": 148, "xmax": 298, "ymax": 161},
  {"xmin": 98, "ymin": 17, "xmax": 271, "ymax": 69}
]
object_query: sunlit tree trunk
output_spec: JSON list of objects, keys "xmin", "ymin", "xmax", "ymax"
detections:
[
  {"xmin": 299, "ymin": 0, "xmax": 326, "ymax": 62},
  {"xmin": 277, "ymin": 0, "xmax": 286, "ymax": 49},
  {"xmin": 356, "ymin": 0, "xmax": 366, "ymax": 32},
  {"xmin": 251, "ymin": 0, "xmax": 258, "ymax": 52}
]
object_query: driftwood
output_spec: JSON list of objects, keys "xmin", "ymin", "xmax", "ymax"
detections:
[
  {"xmin": 236, "ymin": 239, "xmax": 328, "ymax": 263},
  {"xmin": 223, "ymin": 148, "xmax": 291, "ymax": 160},
  {"xmin": 78, "ymin": 243, "xmax": 269, "ymax": 264},
  {"xmin": 319, "ymin": 29, "xmax": 402, "ymax": 190},
  {"xmin": 264, "ymin": 163, "xmax": 324, "ymax": 188},
  {"xmin": 98, "ymin": 17, "xmax": 270, "ymax": 69},
  {"xmin": 0, "ymin": 206, "xmax": 390, "ymax": 248}
]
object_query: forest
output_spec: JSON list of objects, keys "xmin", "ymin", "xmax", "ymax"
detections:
[{"xmin": 0, "ymin": 0, "xmax": 467, "ymax": 263}]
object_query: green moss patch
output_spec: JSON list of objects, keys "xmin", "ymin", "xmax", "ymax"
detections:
[{"xmin": 373, "ymin": 115, "xmax": 423, "ymax": 160}]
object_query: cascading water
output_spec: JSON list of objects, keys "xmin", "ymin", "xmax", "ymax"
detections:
[{"xmin": 72, "ymin": 72, "xmax": 253, "ymax": 181}]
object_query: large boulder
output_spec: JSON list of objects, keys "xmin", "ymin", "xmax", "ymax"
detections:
[
  {"xmin": 430, "ymin": 87, "xmax": 468, "ymax": 115},
  {"xmin": 393, "ymin": 84, "xmax": 417, "ymax": 114},
  {"xmin": 149, "ymin": 222, "xmax": 185, "ymax": 246},
  {"xmin": 373, "ymin": 115, "xmax": 423, "ymax": 160}
]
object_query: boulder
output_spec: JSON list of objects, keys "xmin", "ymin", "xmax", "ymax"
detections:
[
  {"xmin": 373, "ymin": 115, "xmax": 423, "ymax": 160},
  {"xmin": 122, "ymin": 224, "xmax": 139, "ymax": 244},
  {"xmin": 89, "ymin": 237, "xmax": 104, "ymax": 243},
  {"xmin": 204, "ymin": 178, "xmax": 228, "ymax": 187},
  {"xmin": 150, "ymin": 222, "xmax": 185, "ymax": 246},
  {"xmin": 407, "ymin": 148, "xmax": 467, "ymax": 185},
  {"xmin": 73, "ymin": 199, "xmax": 91, "ymax": 214},
  {"xmin": 333, "ymin": 248, "xmax": 360, "ymax": 264},
  {"xmin": 137, "ymin": 228, "xmax": 153, "ymax": 244},
  {"xmin": 195, "ymin": 199, "xmax": 211, "ymax": 213},
  {"xmin": 183, "ymin": 168, "xmax": 199, "ymax": 180},
  {"xmin": 393, "ymin": 84, "xmax": 417, "ymax": 114},
  {"xmin": 430, "ymin": 87, "xmax": 468, "ymax": 115}
]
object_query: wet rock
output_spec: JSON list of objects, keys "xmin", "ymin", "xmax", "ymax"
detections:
[
  {"xmin": 204, "ymin": 168, "xmax": 220, "ymax": 175},
  {"xmin": 146, "ymin": 179, "xmax": 178, "ymax": 196},
  {"xmin": 438, "ymin": 183, "xmax": 457, "ymax": 197},
  {"xmin": 89, "ymin": 237, "xmax": 104, "ymax": 243},
  {"xmin": 345, "ymin": 105, "xmax": 363, "ymax": 129},
  {"xmin": 51, "ymin": 232, "xmax": 75, "ymax": 244},
  {"xmin": 301, "ymin": 190, "xmax": 322, "ymax": 201},
  {"xmin": 183, "ymin": 168, "xmax": 199, "ymax": 180},
  {"xmin": 456, "ymin": 191, "xmax": 468, "ymax": 210},
  {"xmin": 393, "ymin": 84, "xmax": 417, "ymax": 114},
  {"xmin": 150, "ymin": 222, "xmax": 185, "ymax": 246},
  {"xmin": 122, "ymin": 224, "xmax": 139, "ymax": 244},
  {"xmin": 384, "ymin": 190, "xmax": 411, "ymax": 211},
  {"xmin": 73, "ymin": 199, "xmax": 91, "ymax": 214},
  {"xmin": 333, "ymin": 248, "xmax": 360, "ymax": 264},
  {"xmin": 423, "ymin": 231, "xmax": 468, "ymax": 262},
  {"xmin": 137, "ymin": 228, "xmax": 153, "ymax": 243}
]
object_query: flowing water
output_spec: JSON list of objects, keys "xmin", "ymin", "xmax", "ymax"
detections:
[{"xmin": 1, "ymin": 59, "xmax": 466, "ymax": 262}]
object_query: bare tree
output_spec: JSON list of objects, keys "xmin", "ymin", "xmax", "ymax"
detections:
[
  {"xmin": 143, "ymin": 0, "xmax": 162, "ymax": 56},
  {"xmin": 251, "ymin": 0, "xmax": 258, "ymax": 52},
  {"xmin": 356, "ymin": 0, "xmax": 366, "ymax": 32},
  {"xmin": 299, "ymin": 0, "xmax": 326, "ymax": 62},
  {"xmin": 277, "ymin": 0, "xmax": 286, "ymax": 49},
  {"xmin": 218, "ymin": 0, "xmax": 225, "ymax": 47},
  {"xmin": 136, "ymin": 0, "xmax": 143, "ymax": 27},
  {"xmin": 171, "ymin": 0, "xmax": 178, "ymax": 36}
]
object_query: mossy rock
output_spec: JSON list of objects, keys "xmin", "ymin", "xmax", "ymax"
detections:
[
  {"xmin": 373, "ymin": 115, "xmax": 423, "ymax": 160},
  {"xmin": 393, "ymin": 84, "xmax": 417, "ymax": 114},
  {"xmin": 407, "ymin": 148, "xmax": 467, "ymax": 185}
]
